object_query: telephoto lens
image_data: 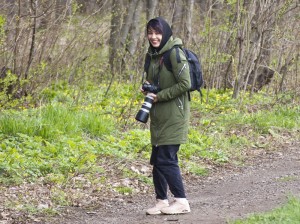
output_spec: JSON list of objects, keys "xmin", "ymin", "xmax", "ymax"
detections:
[{"xmin": 135, "ymin": 94, "xmax": 154, "ymax": 123}]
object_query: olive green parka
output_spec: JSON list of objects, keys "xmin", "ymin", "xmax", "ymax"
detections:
[{"xmin": 146, "ymin": 36, "xmax": 191, "ymax": 146}]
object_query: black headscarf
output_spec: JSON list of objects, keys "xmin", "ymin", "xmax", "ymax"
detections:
[{"xmin": 146, "ymin": 17, "xmax": 173, "ymax": 52}]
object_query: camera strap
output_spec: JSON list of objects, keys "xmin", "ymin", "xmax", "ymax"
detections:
[{"xmin": 143, "ymin": 52, "xmax": 166, "ymax": 89}]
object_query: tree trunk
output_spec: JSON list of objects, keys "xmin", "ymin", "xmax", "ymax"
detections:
[
  {"xmin": 185, "ymin": 0, "xmax": 194, "ymax": 46},
  {"xmin": 146, "ymin": 0, "xmax": 158, "ymax": 21},
  {"xmin": 171, "ymin": 0, "xmax": 184, "ymax": 38},
  {"xmin": 24, "ymin": 0, "xmax": 37, "ymax": 81},
  {"xmin": 279, "ymin": 47, "xmax": 295, "ymax": 93},
  {"xmin": 232, "ymin": 0, "xmax": 244, "ymax": 99},
  {"xmin": 120, "ymin": 0, "xmax": 139, "ymax": 46},
  {"xmin": 127, "ymin": 0, "xmax": 143, "ymax": 55},
  {"xmin": 108, "ymin": 0, "xmax": 123, "ymax": 75},
  {"xmin": 13, "ymin": 0, "xmax": 21, "ymax": 75}
]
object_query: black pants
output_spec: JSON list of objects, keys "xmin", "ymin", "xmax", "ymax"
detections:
[{"xmin": 150, "ymin": 145, "xmax": 186, "ymax": 199}]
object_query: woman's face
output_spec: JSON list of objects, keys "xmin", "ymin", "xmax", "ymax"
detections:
[{"xmin": 147, "ymin": 27, "xmax": 162, "ymax": 48}]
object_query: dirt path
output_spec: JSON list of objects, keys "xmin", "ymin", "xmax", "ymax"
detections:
[{"xmin": 49, "ymin": 142, "xmax": 300, "ymax": 224}]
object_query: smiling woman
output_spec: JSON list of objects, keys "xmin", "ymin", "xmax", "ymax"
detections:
[
  {"xmin": 147, "ymin": 28, "xmax": 162, "ymax": 48},
  {"xmin": 140, "ymin": 17, "xmax": 192, "ymax": 216}
]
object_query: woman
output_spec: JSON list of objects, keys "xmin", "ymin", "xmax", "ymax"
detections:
[{"xmin": 141, "ymin": 17, "xmax": 191, "ymax": 215}]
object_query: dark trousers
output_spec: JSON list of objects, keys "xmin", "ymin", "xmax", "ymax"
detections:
[{"xmin": 150, "ymin": 145, "xmax": 186, "ymax": 200}]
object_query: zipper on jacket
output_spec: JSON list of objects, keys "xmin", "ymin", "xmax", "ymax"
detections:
[
  {"xmin": 177, "ymin": 63, "xmax": 187, "ymax": 78},
  {"xmin": 177, "ymin": 96, "xmax": 183, "ymax": 110}
]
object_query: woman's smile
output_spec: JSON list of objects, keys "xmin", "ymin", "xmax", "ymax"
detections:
[{"xmin": 148, "ymin": 28, "xmax": 162, "ymax": 48}]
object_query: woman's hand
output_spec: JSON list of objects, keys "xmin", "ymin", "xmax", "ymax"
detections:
[
  {"xmin": 140, "ymin": 81, "xmax": 150, "ymax": 95},
  {"xmin": 148, "ymin": 93, "xmax": 158, "ymax": 103},
  {"xmin": 140, "ymin": 87, "xmax": 147, "ymax": 95},
  {"xmin": 140, "ymin": 81, "xmax": 158, "ymax": 102}
]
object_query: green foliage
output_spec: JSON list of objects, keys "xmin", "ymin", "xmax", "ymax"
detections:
[
  {"xmin": 114, "ymin": 186, "xmax": 133, "ymax": 195},
  {"xmin": 0, "ymin": 123, "xmax": 149, "ymax": 184},
  {"xmin": 0, "ymin": 70, "xmax": 34, "ymax": 110},
  {"xmin": 181, "ymin": 129, "xmax": 229, "ymax": 163},
  {"xmin": 1, "ymin": 84, "xmax": 299, "ymax": 186},
  {"xmin": 217, "ymin": 103, "xmax": 300, "ymax": 134},
  {"xmin": 0, "ymin": 81, "xmax": 299, "ymax": 222},
  {"xmin": 186, "ymin": 161, "xmax": 208, "ymax": 176},
  {"xmin": 246, "ymin": 107, "xmax": 299, "ymax": 134},
  {"xmin": 230, "ymin": 197, "xmax": 300, "ymax": 224},
  {"xmin": 192, "ymin": 89, "xmax": 300, "ymax": 135},
  {"xmin": 0, "ymin": 133, "xmax": 98, "ymax": 184},
  {"xmin": 137, "ymin": 175, "xmax": 152, "ymax": 185},
  {"xmin": 71, "ymin": 1, "xmax": 82, "ymax": 15},
  {"xmin": 38, "ymin": 82, "xmax": 141, "ymax": 128},
  {"xmin": 188, "ymin": 89, "xmax": 299, "ymax": 165},
  {"xmin": 4, "ymin": 199, "xmax": 58, "ymax": 217},
  {"xmin": 0, "ymin": 69, "xmax": 18, "ymax": 106},
  {"xmin": 50, "ymin": 187, "xmax": 70, "ymax": 206},
  {"xmin": 0, "ymin": 103, "xmax": 115, "ymax": 140}
]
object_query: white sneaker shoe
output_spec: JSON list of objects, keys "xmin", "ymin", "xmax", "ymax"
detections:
[
  {"xmin": 160, "ymin": 198, "xmax": 191, "ymax": 214},
  {"xmin": 146, "ymin": 199, "xmax": 169, "ymax": 215}
]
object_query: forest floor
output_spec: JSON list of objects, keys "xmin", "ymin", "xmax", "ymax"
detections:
[{"xmin": 45, "ymin": 140, "xmax": 300, "ymax": 224}]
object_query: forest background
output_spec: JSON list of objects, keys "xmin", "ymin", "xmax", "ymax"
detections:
[{"xmin": 0, "ymin": 0, "xmax": 299, "ymax": 223}]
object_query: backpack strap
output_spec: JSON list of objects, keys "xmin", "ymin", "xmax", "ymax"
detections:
[
  {"xmin": 144, "ymin": 53, "xmax": 151, "ymax": 72},
  {"xmin": 163, "ymin": 46, "xmax": 192, "ymax": 101},
  {"xmin": 163, "ymin": 46, "xmax": 181, "ymax": 72}
]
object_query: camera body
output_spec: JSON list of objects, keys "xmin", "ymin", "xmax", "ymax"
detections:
[
  {"xmin": 142, "ymin": 82, "xmax": 161, "ymax": 94},
  {"xmin": 135, "ymin": 82, "xmax": 161, "ymax": 123}
]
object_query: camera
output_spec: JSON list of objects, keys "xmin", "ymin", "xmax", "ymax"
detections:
[
  {"xmin": 135, "ymin": 82, "xmax": 160, "ymax": 123},
  {"xmin": 141, "ymin": 82, "xmax": 161, "ymax": 94},
  {"xmin": 135, "ymin": 94, "xmax": 154, "ymax": 123}
]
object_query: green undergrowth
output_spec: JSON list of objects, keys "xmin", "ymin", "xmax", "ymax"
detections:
[
  {"xmin": 0, "ymin": 129, "xmax": 151, "ymax": 185},
  {"xmin": 0, "ymin": 83, "xmax": 299, "ymax": 211},
  {"xmin": 229, "ymin": 197, "xmax": 300, "ymax": 224},
  {"xmin": 0, "ymin": 104, "xmax": 115, "ymax": 140}
]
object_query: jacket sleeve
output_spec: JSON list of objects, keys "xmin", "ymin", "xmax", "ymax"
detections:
[{"xmin": 156, "ymin": 48, "xmax": 191, "ymax": 102}]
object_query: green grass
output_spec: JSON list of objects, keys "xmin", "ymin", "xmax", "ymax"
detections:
[
  {"xmin": 190, "ymin": 90, "xmax": 300, "ymax": 159},
  {"xmin": 229, "ymin": 197, "xmax": 300, "ymax": 224},
  {"xmin": 0, "ymin": 103, "xmax": 115, "ymax": 140},
  {"xmin": 0, "ymin": 129, "xmax": 151, "ymax": 184},
  {"xmin": 0, "ymin": 83, "xmax": 299, "ymax": 214},
  {"xmin": 0, "ymin": 86, "xmax": 299, "ymax": 185}
]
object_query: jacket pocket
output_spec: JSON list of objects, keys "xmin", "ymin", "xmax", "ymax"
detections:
[{"xmin": 175, "ymin": 96, "xmax": 184, "ymax": 117}]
